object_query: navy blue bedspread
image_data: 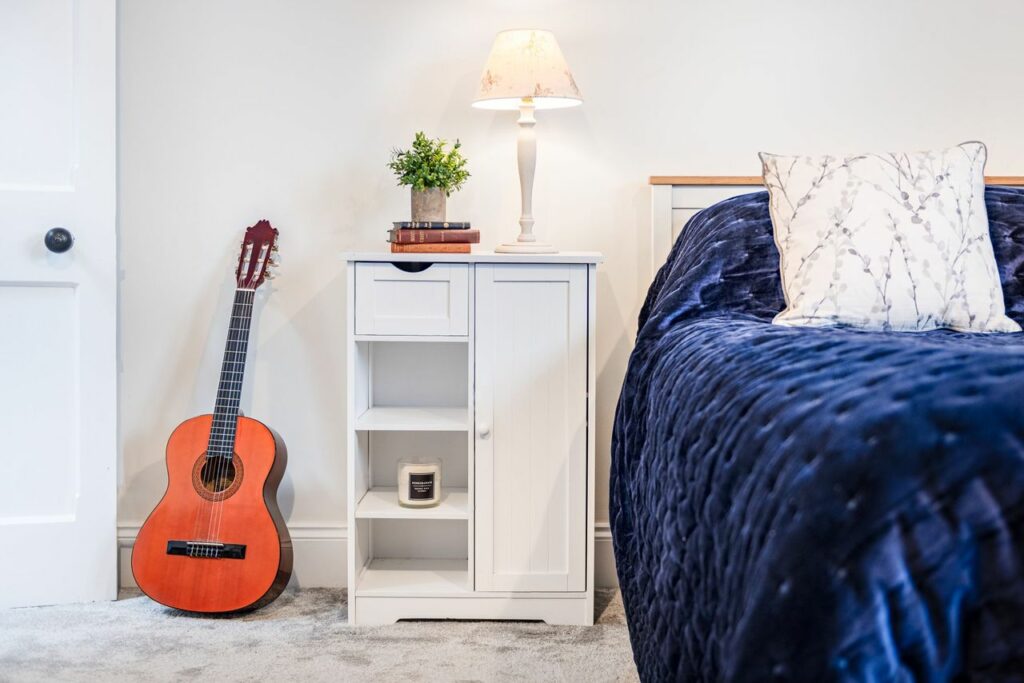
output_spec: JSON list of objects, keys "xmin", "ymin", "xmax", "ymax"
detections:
[{"xmin": 611, "ymin": 187, "xmax": 1024, "ymax": 682}]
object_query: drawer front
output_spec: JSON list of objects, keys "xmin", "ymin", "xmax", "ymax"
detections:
[{"xmin": 354, "ymin": 263, "xmax": 469, "ymax": 336}]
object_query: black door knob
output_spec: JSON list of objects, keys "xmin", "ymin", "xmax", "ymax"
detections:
[{"xmin": 44, "ymin": 227, "xmax": 74, "ymax": 254}]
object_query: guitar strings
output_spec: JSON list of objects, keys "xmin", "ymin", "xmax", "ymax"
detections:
[
  {"xmin": 205, "ymin": 244, "xmax": 253, "ymax": 551},
  {"xmin": 188, "ymin": 283, "xmax": 251, "ymax": 555},
  {"xmin": 211, "ymin": 287, "xmax": 255, "ymax": 549},
  {"xmin": 211, "ymin": 249, "xmax": 263, "ymax": 548},
  {"xmin": 209, "ymin": 244, "xmax": 264, "ymax": 556},
  {"xmin": 208, "ymin": 286, "xmax": 255, "ymax": 553}
]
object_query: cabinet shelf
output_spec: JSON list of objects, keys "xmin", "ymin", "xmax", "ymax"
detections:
[
  {"xmin": 353, "ymin": 334, "xmax": 468, "ymax": 343},
  {"xmin": 355, "ymin": 487, "xmax": 469, "ymax": 520},
  {"xmin": 356, "ymin": 558, "xmax": 469, "ymax": 596},
  {"xmin": 354, "ymin": 406, "xmax": 468, "ymax": 432}
]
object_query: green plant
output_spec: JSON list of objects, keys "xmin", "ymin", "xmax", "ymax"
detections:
[{"xmin": 388, "ymin": 131, "xmax": 470, "ymax": 196}]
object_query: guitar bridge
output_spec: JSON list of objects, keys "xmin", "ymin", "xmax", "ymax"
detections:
[{"xmin": 166, "ymin": 540, "xmax": 246, "ymax": 559}]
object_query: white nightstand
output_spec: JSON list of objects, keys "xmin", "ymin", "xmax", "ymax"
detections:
[{"xmin": 344, "ymin": 251, "xmax": 602, "ymax": 625}]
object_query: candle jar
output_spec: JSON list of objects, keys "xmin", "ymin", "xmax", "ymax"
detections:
[{"xmin": 397, "ymin": 458, "xmax": 442, "ymax": 508}]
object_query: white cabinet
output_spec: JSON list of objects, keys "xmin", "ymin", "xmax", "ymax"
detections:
[{"xmin": 345, "ymin": 252, "xmax": 600, "ymax": 626}]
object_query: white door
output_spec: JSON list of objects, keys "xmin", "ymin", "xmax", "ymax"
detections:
[
  {"xmin": 0, "ymin": 0, "xmax": 116, "ymax": 608},
  {"xmin": 475, "ymin": 264, "xmax": 587, "ymax": 592}
]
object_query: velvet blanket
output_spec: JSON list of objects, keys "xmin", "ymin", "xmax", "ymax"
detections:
[{"xmin": 611, "ymin": 187, "xmax": 1024, "ymax": 681}]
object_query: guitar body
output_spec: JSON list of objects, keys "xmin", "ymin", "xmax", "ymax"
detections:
[{"xmin": 132, "ymin": 415, "xmax": 292, "ymax": 613}]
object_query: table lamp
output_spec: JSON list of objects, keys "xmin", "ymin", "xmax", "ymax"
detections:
[{"xmin": 473, "ymin": 29, "xmax": 582, "ymax": 253}]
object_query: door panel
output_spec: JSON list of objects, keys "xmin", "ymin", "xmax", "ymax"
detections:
[
  {"xmin": 0, "ymin": 285, "xmax": 78, "ymax": 520},
  {"xmin": 0, "ymin": 0, "xmax": 116, "ymax": 608},
  {"xmin": 475, "ymin": 264, "xmax": 587, "ymax": 592},
  {"xmin": 0, "ymin": 0, "xmax": 76, "ymax": 188}
]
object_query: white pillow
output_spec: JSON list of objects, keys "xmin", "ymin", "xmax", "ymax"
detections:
[{"xmin": 760, "ymin": 142, "xmax": 1020, "ymax": 333}]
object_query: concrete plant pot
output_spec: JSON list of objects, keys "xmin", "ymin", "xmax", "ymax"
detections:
[{"xmin": 411, "ymin": 188, "xmax": 446, "ymax": 222}]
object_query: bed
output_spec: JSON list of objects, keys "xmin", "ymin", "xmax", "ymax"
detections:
[{"xmin": 611, "ymin": 182, "xmax": 1024, "ymax": 681}]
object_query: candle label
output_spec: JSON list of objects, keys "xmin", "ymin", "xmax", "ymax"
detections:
[{"xmin": 409, "ymin": 473, "xmax": 435, "ymax": 500}]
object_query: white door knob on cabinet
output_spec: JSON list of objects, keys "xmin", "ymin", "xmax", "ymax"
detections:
[{"xmin": 477, "ymin": 422, "xmax": 491, "ymax": 439}]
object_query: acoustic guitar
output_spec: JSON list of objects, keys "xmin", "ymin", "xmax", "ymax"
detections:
[{"xmin": 132, "ymin": 220, "xmax": 292, "ymax": 613}]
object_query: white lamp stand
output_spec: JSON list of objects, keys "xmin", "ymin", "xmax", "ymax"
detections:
[{"xmin": 496, "ymin": 100, "xmax": 555, "ymax": 253}]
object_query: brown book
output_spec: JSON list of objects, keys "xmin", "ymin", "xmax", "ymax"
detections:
[
  {"xmin": 390, "ymin": 243, "xmax": 472, "ymax": 254},
  {"xmin": 388, "ymin": 229, "xmax": 480, "ymax": 244}
]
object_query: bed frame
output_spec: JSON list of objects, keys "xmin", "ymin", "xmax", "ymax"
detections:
[{"xmin": 649, "ymin": 175, "xmax": 1024, "ymax": 277}]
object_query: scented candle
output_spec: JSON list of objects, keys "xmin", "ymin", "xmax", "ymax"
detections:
[{"xmin": 397, "ymin": 459, "xmax": 442, "ymax": 508}]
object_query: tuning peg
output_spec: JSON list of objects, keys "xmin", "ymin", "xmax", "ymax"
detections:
[
  {"xmin": 265, "ymin": 271, "xmax": 276, "ymax": 280},
  {"xmin": 271, "ymin": 244, "xmax": 279, "ymax": 253}
]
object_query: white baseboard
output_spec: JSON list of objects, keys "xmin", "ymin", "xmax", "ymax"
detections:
[
  {"xmin": 594, "ymin": 522, "xmax": 618, "ymax": 588},
  {"xmin": 118, "ymin": 522, "xmax": 618, "ymax": 589}
]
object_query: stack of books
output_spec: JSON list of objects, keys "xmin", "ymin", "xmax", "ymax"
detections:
[{"xmin": 389, "ymin": 221, "xmax": 480, "ymax": 253}]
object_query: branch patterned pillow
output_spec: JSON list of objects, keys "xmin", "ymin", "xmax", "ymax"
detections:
[{"xmin": 760, "ymin": 142, "xmax": 1020, "ymax": 333}]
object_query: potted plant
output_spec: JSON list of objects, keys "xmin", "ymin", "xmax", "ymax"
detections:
[{"xmin": 388, "ymin": 131, "xmax": 470, "ymax": 222}]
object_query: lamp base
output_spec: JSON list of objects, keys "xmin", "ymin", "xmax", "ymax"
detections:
[{"xmin": 494, "ymin": 241, "xmax": 557, "ymax": 254}]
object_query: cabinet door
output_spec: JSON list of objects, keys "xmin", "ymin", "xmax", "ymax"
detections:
[{"xmin": 475, "ymin": 264, "xmax": 587, "ymax": 592}]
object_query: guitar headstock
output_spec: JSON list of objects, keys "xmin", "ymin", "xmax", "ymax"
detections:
[{"xmin": 236, "ymin": 220, "xmax": 279, "ymax": 289}]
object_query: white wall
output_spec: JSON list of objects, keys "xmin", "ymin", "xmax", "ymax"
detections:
[{"xmin": 118, "ymin": 0, "xmax": 1024, "ymax": 587}]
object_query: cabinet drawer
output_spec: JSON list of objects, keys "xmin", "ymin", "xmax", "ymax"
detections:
[{"xmin": 354, "ymin": 262, "xmax": 469, "ymax": 336}]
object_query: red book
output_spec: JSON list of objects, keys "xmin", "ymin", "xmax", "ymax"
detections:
[
  {"xmin": 390, "ymin": 243, "xmax": 471, "ymax": 253},
  {"xmin": 388, "ymin": 229, "xmax": 480, "ymax": 244}
]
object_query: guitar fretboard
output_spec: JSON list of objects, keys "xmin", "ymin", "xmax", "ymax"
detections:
[{"xmin": 207, "ymin": 288, "xmax": 256, "ymax": 459}]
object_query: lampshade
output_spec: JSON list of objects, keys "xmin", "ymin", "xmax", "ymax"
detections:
[{"xmin": 472, "ymin": 29, "xmax": 582, "ymax": 110}]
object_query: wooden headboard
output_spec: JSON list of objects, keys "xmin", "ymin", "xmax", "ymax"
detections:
[{"xmin": 649, "ymin": 175, "xmax": 1024, "ymax": 277}]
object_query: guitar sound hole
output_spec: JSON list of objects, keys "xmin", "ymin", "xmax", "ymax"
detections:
[
  {"xmin": 200, "ymin": 456, "xmax": 236, "ymax": 493},
  {"xmin": 191, "ymin": 453, "xmax": 244, "ymax": 501}
]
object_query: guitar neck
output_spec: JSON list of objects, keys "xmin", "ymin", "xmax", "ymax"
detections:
[{"xmin": 207, "ymin": 288, "xmax": 256, "ymax": 459}]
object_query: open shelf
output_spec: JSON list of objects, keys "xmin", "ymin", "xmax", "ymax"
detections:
[
  {"xmin": 356, "ymin": 558, "xmax": 469, "ymax": 596},
  {"xmin": 354, "ymin": 406, "xmax": 468, "ymax": 432},
  {"xmin": 349, "ymin": 337, "xmax": 475, "ymax": 613},
  {"xmin": 355, "ymin": 487, "xmax": 469, "ymax": 520}
]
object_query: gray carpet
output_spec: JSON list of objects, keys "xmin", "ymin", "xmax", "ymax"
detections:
[{"xmin": 0, "ymin": 589, "xmax": 638, "ymax": 682}]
